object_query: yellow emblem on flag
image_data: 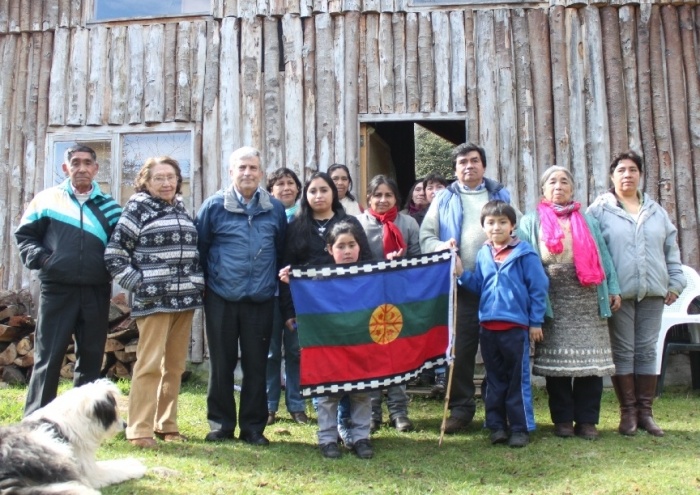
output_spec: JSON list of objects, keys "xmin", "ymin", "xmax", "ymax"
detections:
[{"xmin": 369, "ymin": 304, "xmax": 403, "ymax": 345}]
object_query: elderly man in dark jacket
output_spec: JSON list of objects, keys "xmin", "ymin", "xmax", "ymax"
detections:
[
  {"xmin": 15, "ymin": 145, "xmax": 121, "ymax": 416},
  {"xmin": 196, "ymin": 146, "xmax": 287, "ymax": 446}
]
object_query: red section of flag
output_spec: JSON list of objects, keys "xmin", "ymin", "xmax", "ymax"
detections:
[{"xmin": 300, "ymin": 325, "xmax": 448, "ymax": 388}]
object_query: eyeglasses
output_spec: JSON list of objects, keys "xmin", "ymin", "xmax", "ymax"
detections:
[{"xmin": 151, "ymin": 175, "xmax": 178, "ymax": 185}]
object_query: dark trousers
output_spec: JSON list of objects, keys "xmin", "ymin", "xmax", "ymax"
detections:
[
  {"xmin": 448, "ymin": 287, "xmax": 480, "ymax": 421},
  {"xmin": 204, "ymin": 290, "xmax": 273, "ymax": 435},
  {"xmin": 545, "ymin": 376, "xmax": 603, "ymax": 425},
  {"xmin": 25, "ymin": 282, "xmax": 111, "ymax": 416},
  {"xmin": 480, "ymin": 326, "xmax": 535, "ymax": 433}
]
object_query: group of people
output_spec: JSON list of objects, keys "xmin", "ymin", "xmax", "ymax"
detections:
[{"xmin": 15, "ymin": 141, "xmax": 686, "ymax": 458}]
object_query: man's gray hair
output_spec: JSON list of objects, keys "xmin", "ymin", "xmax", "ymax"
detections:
[
  {"xmin": 539, "ymin": 165, "xmax": 574, "ymax": 191},
  {"xmin": 229, "ymin": 146, "xmax": 262, "ymax": 168}
]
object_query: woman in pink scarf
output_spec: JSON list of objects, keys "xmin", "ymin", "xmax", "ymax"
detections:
[{"xmin": 518, "ymin": 166, "xmax": 621, "ymax": 440}]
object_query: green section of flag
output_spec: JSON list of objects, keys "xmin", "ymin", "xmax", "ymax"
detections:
[{"xmin": 296, "ymin": 294, "xmax": 449, "ymax": 348}]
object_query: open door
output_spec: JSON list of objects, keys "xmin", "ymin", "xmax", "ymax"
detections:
[{"xmin": 359, "ymin": 123, "xmax": 397, "ymax": 208}]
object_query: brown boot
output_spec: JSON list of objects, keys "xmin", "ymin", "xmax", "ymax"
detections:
[
  {"xmin": 611, "ymin": 374, "xmax": 637, "ymax": 436},
  {"xmin": 635, "ymin": 375, "xmax": 665, "ymax": 437}
]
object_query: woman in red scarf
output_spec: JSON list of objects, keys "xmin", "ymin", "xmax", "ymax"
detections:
[
  {"xmin": 356, "ymin": 175, "xmax": 421, "ymax": 433},
  {"xmin": 518, "ymin": 166, "xmax": 621, "ymax": 440}
]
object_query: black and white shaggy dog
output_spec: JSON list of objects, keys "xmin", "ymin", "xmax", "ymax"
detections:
[{"xmin": 0, "ymin": 379, "xmax": 147, "ymax": 495}]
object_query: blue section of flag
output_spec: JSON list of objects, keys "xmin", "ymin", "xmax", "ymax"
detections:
[{"xmin": 290, "ymin": 255, "xmax": 452, "ymax": 316}]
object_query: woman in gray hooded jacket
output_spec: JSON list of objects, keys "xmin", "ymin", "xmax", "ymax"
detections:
[{"xmin": 588, "ymin": 150, "xmax": 686, "ymax": 438}]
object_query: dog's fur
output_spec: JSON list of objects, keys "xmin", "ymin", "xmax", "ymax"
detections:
[{"xmin": 0, "ymin": 379, "xmax": 147, "ymax": 495}]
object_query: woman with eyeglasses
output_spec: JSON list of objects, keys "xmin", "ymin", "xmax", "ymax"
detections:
[{"xmin": 105, "ymin": 156, "xmax": 204, "ymax": 448}]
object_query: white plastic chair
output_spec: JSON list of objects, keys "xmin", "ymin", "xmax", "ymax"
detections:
[{"xmin": 654, "ymin": 265, "xmax": 700, "ymax": 395}]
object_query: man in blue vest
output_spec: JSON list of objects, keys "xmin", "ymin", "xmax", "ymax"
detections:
[{"xmin": 420, "ymin": 142, "xmax": 515, "ymax": 434}]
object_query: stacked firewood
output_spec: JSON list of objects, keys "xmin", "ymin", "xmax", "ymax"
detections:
[{"xmin": 0, "ymin": 291, "xmax": 139, "ymax": 385}]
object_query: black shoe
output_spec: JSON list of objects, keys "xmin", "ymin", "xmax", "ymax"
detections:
[
  {"xmin": 320, "ymin": 442, "xmax": 342, "ymax": 459},
  {"xmin": 290, "ymin": 411, "xmax": 309, "ymax": 424},
  {"xmin": 352, "ymin": 439, "xmax": 374, "ymax": 459},
  {"xmin": 443, "ymin": 416, "xmax": 471, "ymax": 434},
  {"xmin": 204, "ymin": 429, "xmax": 235, "ymax": 442},
  {"xmin": 267, "ymin": 411, "xmax": 276, "ymax": 426},
  {"xmin": 391, "ymin": 415, "xmax": 414, "ymax": 432},
  {"xmin": 489, "ymin": 429, "xmax": 508, "ymax": 445},
  {"xmin": 370, "ymin": 419, "xmax": 381, "ymax": 434},
  {"xmin": 508, "ymin": 432, "xmax": 529, "ymax": 448},
  {"xmin": 239, "ymin": 431, "xmax": 270, "ymax": 446}
]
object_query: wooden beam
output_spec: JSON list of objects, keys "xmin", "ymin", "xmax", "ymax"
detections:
[
  {"xmin": 392, "ymin": 13, "xmax": 406, "ymax": 114},
  {"xmin": 566, "ymin": 7, "xmax": 587, "ymax": 203},
  {"xmin": 219, "ymin": 17, "xmax": 241, "ymax": 181},
  {"xmin": 475, "ymin": 10, "xmax": 498, "ymax": 180},
  {"xmin": 417, "ymin": 12, "xmax": 434, "ymax": 113},
  {"xmin": 333, "ymin": 15, "xmax": 346, "ymax": 163},
  {"xmin": 345, "ymin": 11, "xmax": 360, "ymax": 169},
  {"xmin": 241, "ymin": 17, "xmax": 263, "ymax": 147},
  {"xmin": 405, "ymin": 12, "xmax": 419, "ymax": 113},
  {"xmin": 601, "ymin": 6, "xmax": 627, "ymax": 156},
  {"xmin": 315, "ymin": 13, "xmax": 334, "ymax": 169},
  {"xmin": 49, "ymin": 26, "xmax": 69, "ymax": 125},
  {"xmin": 528, "ymin": 8, "xmax": 554, "ymax": 178},
  {"xmin": 282, "ymin": 13, "xmax": 305, "ymax": 175},
  {"xmin": 263, "ymin": 17, "xmax": 283, "ymax": 169},
  {"xmin": 378, "ymin": 13, "xmax": 394, "ymax": 113},
  {"xmin": 303, "ymin": 17, "xmax": 317, "ymax": 173},
  {"xmin": 549, "ymin": 6, "xmax": 570, "ymax": 171},
  {"xmin": 494, "ymin": 10, "xmax": 517, "ymax": 204},
  {"xmin": 432, "ymin": 11, "xmax": 450, "ymax": 113},
  {"xmin": 126, "ymin": 25, "xmax": 144, "ymax": 124}
]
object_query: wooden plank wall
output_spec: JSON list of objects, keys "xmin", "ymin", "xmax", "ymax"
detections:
[{"xmin": 0, "ymin": 1, "xmax": 699, "ymax": 295}]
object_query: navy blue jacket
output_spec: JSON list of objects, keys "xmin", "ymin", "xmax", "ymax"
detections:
[{"xmin": 196, "ymin": 186, "xmax": 286, "ymax": 302}]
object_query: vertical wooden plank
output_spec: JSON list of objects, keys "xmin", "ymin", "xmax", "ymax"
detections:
[
  {"xmin": 126, "ymin": 25, "xmax": 144, "ymax": 124},
  {"xmin": 283, "ymin": 13, "xmax": 305, "ymax": 176},
  {"xmin": 69, "ymin": 0, "xmax": 80, "ymax": 27},
  {"xmin": 222, "ymin": 0, "xmax": 239, "ymax": 17},
  {"xmin": 0, "ymin": 35, "xmax": 15, "ymax": 287},
  {"xmin": 87, "ymin": 25, "xmax": 110, "ymax": 125},
  {"xmin": 449, "ymin": 11, "xmax": 466, "ymax": 113},
  {"xmin": 202, "ymin": 20, "xmax": 221, "ymax": 198},
  {"xmin": 24, "ymin": 33, "xmax": 41, "ymax": 204},
  {"xmin": 109, "ymin": 26, "xmax": 127, "ymax": 124},
  {"xmin": 58, "ymin": 0, "xmax": 69, "ymax": 27},
  {"xmin": 220, "ymin": 17, "xmax": 241, "ymax": 178},
  {"xmin": 475, "ymin": 10, "xmax": 498, "ymax": 180},
  {"xmin": 239, "ymin": 0, "xmax": 257, "ymax": 18},
  {"xmin": 190, "ymin": 20, "xmax": 207, "ymax": 123},
  {"xmin": 333, "ymin": 15, "xmax": 345, "ymax": 164},
  {"xmin": 30, "ymin": 0, "xmax": 43, "ymax": 31},
  {"xmin": 378, "ymin": 13, "xmax": 394, "ymax": 113},
  {"xmin": 345, "ymin": 11, "xmax": 360, "ymax": 169},
  {"xmin": 583, "ymin": 6, "xmax": 610, "ymax": 200},
  {"xmin": 528, "ymin": 8, "xmax": 554, "ymax": 176},
  {"xmin": 176, "ymin": 21, "xmax": 192, "ymax": 122},
  {"xmin": 601, "ymin": 6, "xmax": 627, "ymax": 156},
  {"xmin": 636, "ymin": 4, "xmax": 660, "ymax": 202},
  {"xmin": 417, "ymin": 12, "xmax": 434, "ymax": 112},
  {"xmin": 35, "ymin": 31, "xmax": 52, "ymax": 193},
  {"xmin": 258, "ymin": 0, "xmax": 269, "ymax": 19},
  {"xmin": 649, "ymin": 5, "xmax": 675, "ymax": 218},
  {"xmin": 303, "ymin": 17, "xmax": 317, "ymax": 173},
  {"xmin": 163, "ymin": 23, "xmax": 177, "ymax": 122},
  {"xmin": 0, "ymin": 1, "xmax": 8, "ymax": 32},
  {"xmin": 287, "ymin": 0, "xmax": 301, "ymax": 15},
  {"xmin": 315, "ymin": 13, "xmax": 334, "ymax": 169},
  {"xmin": 549, "ymin": 6, "xmax": 570, "ymax": 171},
  {"xmin": 270, "ymin": 0, "xmax": 286, "ymax": 16},
  {"xmin": 144, "ymin": 23, "xmax": 165, "ymax": 123},
  {"xmin": 465, "ymin": 9, "xmax": 478, "ymax": 142},
  {"xmin": 241, "ymin": 17, "xmax": 263, "ymax": 148},
  {"xmin": 432, "ymin": 11, "xmax": 450, "ymax": 113},
  {"xmin": 313, "ymin": 0, "xmax": 328, "ymax": 14},
  {"xmin": 18, "ymin": 0, "xmax": 29, "ymax": 32},
  {"xmin": 44, "ymin": 0, "xmax": 58, "ymax": 30},
  {"xmin": 380, "ymin": 0, "xmax": 393, "ymax": 12},
  {"xmin": 357, "ymin": 14, "xmax": 367, "ymax": 114},
  {"xmin": 300, "ymin": 0, "xmax": 313, "ymax": 18},
  {"xmin": 679, "ymin": 5, "xmax": 700, "ymax": 238},
  {"xmin": 343, "ymin": 0, "xmax": 360, "ymax": 12},
  {"xmin": 363, "ymin": 0, "xmax": 380, "ymax": 13},
  {"xmin": 365, "ymin": 13, "xmax": 380, "ymax": 113},
  {"xmin": 619, "ymin": 6, "xmax": 641, "ymax": 152},
  {"xmin": 392, "ymin": 13, "xmax": 406, "ymax": 114},
  {"xmin": 405, "ymin": 12, "xmax": 419, "ymax": 113},
  {"xmin": 48, "ymin": 26, "xmax": 69, "ymax": 125},
  {"xmin": 263, "ymin": 17, "xmax": 283, "ymax": 169},
  {"xmin": 662, "ymin": 5, "xmax": 698, "ymax": 265},
  {"xmin": 9, "ymin": 0, "xmax": 20, "ymax": 32},
  {"xmin": 512, "ymin": 9, "xmax": 536, "ymax": 212},
  {"xmin": 329, "ymin": 0, "xmax": 342, "ymax": 14},
  {"xmin": 566, "ymin": 8, "xmax": 588, "ymax": 203},
  {"xmin": 494, "ymin": 10, "xmax": 517, "ymax": 204},
  {"xmin": 66, "ymin": 27, "xmax": 88, "ymax": 125}
]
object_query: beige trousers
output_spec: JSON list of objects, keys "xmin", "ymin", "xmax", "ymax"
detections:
[{"xmin": 126, "ymin": 310, "xmax": 194, "ymax": 439}]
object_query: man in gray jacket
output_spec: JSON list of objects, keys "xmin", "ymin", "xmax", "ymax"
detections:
[{"xmin": 196, "ymin": 146, "xmax": 287, "ymax": 446}]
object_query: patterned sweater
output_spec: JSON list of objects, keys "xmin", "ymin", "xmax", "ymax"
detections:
[{"xmin": 105, "ymin": 192, "xmax": 204, "ymax": 317}]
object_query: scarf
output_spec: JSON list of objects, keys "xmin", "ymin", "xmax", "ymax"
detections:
[
  {"xmin": 285, "ymin": 203, "xmax": 298, "ymax": 223},
  {"xmin": 406, "ymin": 201, "xmax": 424, "ymax": 216},
  {"xmin": 537, "ymin": 200, "xmax": 605, "ymax": 286},
  {"xmin": 367, "ymin": 206, "xmax": 406, "ymax": 257}
]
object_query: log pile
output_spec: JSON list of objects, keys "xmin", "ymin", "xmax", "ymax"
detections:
[{"xmin": 0, "ymin": 291, "xmax": 140, "ymax": 385}]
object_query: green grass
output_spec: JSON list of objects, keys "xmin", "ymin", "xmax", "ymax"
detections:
[{"xmin": 1, "ymin": 380, "xmax": 699, "ymax": 494}]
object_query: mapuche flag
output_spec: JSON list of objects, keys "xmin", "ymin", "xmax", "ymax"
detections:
[{"xmin": 288, "ymin": 250, "xmax": 454, "ymax": 397}]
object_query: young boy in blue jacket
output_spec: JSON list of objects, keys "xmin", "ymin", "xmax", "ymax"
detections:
[{"xmin": 456, "ymin": 200, "xmax": 549, "ymax": 448}]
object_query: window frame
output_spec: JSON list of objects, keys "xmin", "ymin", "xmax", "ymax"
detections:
[
  {"xmin": 46, "ymin": 123, "xmax": 196, "ymax": 210},
  {"xmin": 87, "ymin": 0, "xmax": 213, "ymax": 23}
]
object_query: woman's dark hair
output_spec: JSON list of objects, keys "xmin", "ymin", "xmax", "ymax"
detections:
[
  {"xmin": 266, "ymin": 167, "xmax": 302, "ymax": 201},
  {"xmin": 134, "ymin": 156, "xmax": 183, "ymax": 195},
  {"xmin": 325, "ymin": 219, "xmax": 366, "ymax": 256},
  {"xmin": 366, "ymin": 174, "xmax": 401, "ymax": 208},
  {"xmin": 480, "ymin": 200, "xmax": 517, "ymax": 227},
  {"xmin": 422, "ymin": 172, "xmax": 449, "ymax": 190},
  {"xmin": 609, "ymin": 150, "xmax": 644, "ymax": 175},
  {"xmin": 403, "ymin": 179, "xmax": 424, "ymax": 210},
  {"xmin": 328, "ymin": 163, "xmax": 356, "ymax": 201}
]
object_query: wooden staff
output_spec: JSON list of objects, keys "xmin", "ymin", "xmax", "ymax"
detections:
[{"xmin": 439, "ymin": 253, "xmax": 459, "ymax": 446}]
